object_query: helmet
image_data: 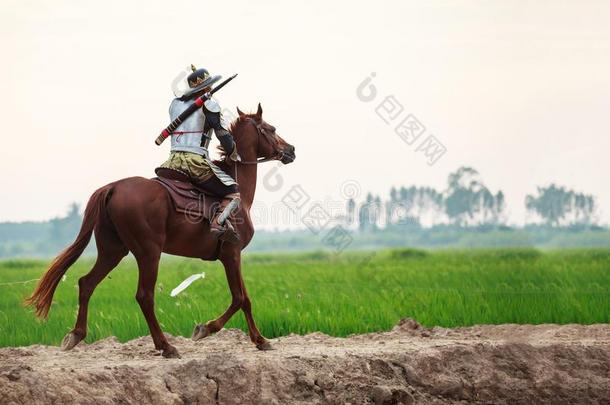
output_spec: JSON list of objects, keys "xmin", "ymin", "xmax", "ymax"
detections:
[{"xmin": 182, "ymin": 64, "xmax": 221, "ymax": 98}]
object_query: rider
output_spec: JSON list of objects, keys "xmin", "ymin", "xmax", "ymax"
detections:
[{"xmin": 159, "ymin": 65, "xmax": 241, "ymax": 243}]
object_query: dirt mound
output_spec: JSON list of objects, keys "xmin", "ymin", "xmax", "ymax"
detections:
[{"xmin": 1, "ymin": 320, "xmax": 609, "ymax": 404}]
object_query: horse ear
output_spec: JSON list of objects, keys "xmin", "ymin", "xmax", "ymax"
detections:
[
  {"xmin": 236, "ymin": 107, "xmax": 245, "ymax": 117},
  {"xmin": 256, "ymin": 103, "xmax": 263, "ymax": 119}
]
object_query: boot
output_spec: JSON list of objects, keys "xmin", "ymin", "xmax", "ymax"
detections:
[{"xmin": 210, "ymin": 197, "xmax": 240, "ymax": 243}]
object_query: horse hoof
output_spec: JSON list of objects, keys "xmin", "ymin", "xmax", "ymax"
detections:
[
  {"xmin": 162, "ymin": 345, "xmax": 181, "ymax": 359},
  {"xmin": 256, "ymin": 340, "xmax": 274, "ymax": 351},
  {"xmin": 192, "ymin": 324, "xmax": 212, "ymax": 341},
  {"xmin": 60, "ymin": 332, "xmax": 83, "ymax": 351}
]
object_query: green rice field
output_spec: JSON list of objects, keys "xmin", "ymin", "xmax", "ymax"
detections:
[{"xmin": 0, "ymin": 248, "xmax": 608, "ymax": 347}]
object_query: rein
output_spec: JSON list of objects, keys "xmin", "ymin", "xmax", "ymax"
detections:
[{"xmin": 238, "ymin": 155, "xmax": 282, "ymax": 165}]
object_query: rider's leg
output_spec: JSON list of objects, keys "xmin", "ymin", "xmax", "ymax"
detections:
[
  {"xmin": 210, "ymin": 192, "xmax": 241, "ymax": 242},
  {"xmin": 197, "ymin": 176, "xmax": 241, "ymax": 243}
]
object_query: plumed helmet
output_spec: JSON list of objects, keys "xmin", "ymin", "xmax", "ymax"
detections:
[{"xmin": 182, "ymin": 64, "xmax": 221, "ymax": 98}]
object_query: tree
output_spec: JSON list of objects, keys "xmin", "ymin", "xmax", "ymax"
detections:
[
  {"xmin": 525, "ymin": 184, "xmax": 596, "ymax": 227},
  {"xmin": 346, "ymin": 198, "xmax": 356, "ymax": 225},
  {"xmin": 444, "ymin": 166, "xmax": 506, "ymax": 226},
  {"xmin": 49, "ymin": 203, "xmax": 83, "ymax": 249},
  {"xmin": 385, "ymin": 186, "xmax": 445, "ymax": 227},
  {"xmin": 359, "ymin": 193, "xmax": 381, "ymax": 231}
]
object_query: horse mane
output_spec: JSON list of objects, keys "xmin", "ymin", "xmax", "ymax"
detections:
[{"xmin": 213, "ymin": 114, "xmax": 257, "ymax": 165}]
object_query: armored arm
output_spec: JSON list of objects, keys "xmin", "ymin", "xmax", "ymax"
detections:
[{"xmin": 203, "ymin": 100, "xmax": 240, "ymax": 161}]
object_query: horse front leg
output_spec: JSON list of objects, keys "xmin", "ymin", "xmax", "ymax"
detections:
[
  {"xmin": 239, "ymin": 277, "xmax": 272, "ymax": 350},
  {"xmin": 193, "ymin": 248, "xmax": 272, "ymax": 349},
  {"xmin": 192, "ymin": 249, "xmax": 244, "ymax": 340}
]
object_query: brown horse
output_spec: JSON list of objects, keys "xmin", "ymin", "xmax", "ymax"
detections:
[{"xmin": 25, "ymin": 104, "xmax": 295, "ymax": 358}]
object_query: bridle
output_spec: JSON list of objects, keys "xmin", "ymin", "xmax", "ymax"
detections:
[
  {"xmin": 230, "ymin": 118, "xmax": 289, "ymax": 184},
  {"xmin": 236, "ymin": 120, "xmax": 286, "ymax": 165}
]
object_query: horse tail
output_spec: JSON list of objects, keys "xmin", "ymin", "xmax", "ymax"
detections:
[{"xmin": 24, "ymin": 185, "xmax": 113, "ymax": 319}]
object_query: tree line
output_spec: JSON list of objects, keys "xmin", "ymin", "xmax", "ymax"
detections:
[
  {"xmin": 352, "ymin": 166, "xmax": 599, "ymax": 231},
  {"xmin": 0, "ymin": 203, "xmax": 86, "ymax": 258},
  {"xmin": 0, "ymin": 166, "xmax": 605, "ymax": 258}
]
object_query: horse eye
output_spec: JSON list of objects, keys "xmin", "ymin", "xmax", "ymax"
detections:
[{"xmin": 270, "ymin": 126, "xmax": 276, "ymax": 133}]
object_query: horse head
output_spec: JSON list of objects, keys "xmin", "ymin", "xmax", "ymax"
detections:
[{"xmin": 231, "ymin": 104, "xmax": 296, "ymax": 165}]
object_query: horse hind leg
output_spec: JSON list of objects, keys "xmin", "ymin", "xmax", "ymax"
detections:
[{"xmin": 61, "ymin": 225, "xmax": 128, "ymax": 351}]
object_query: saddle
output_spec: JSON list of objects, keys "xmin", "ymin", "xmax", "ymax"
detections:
[{"xmin": 153, "ymin": 167, "xmax": 221, "ymax": 221}]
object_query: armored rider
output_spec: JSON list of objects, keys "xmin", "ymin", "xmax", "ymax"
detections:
[{"xmin": 159, "ymin": 65, "xmax": 241, "ymax": 243}]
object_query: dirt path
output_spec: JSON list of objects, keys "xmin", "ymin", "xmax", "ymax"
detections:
[{"xmin": 1, "ymin": 319, "xmax": 609, "ymax": 404}]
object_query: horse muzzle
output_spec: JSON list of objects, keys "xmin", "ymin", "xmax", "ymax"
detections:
[{"xmin": 280, "ymin": 146, "xmax": 296, "ymax": 164}]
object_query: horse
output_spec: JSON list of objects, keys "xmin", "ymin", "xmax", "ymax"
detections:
[{"xmin": 25, "ymin": 104, "xmax": 296, "ymax": 358}]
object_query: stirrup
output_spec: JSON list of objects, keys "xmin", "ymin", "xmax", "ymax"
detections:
[
  {"xmin": 210, "ymin": 219, "xmax": 240, "ymax": 243},
  {"xmin": 219, "ymin": 220, "xmax": 240, "ymax": 244}
]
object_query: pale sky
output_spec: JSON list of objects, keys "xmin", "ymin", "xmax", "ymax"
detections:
[{"xmin": 1, "ymin": 0, "xmax": 609, "ymax": 227}]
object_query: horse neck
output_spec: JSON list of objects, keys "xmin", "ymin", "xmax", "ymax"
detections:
[
  {"xmin": 233, "ymin": 161, "xmax": 257, "ymax": 208},
  {"xmin": 228, "ymin": 120, "xmax": 260, "ymax": 208}
]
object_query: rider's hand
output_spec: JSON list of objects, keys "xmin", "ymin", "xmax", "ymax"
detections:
[{"xmin": 227, "ymin": 147, "xmax": 241, "ymax": 162}]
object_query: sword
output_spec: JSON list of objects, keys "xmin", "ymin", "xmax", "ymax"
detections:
[{"xmin": 155, "ymin": 73, "xmax": 238, "ymax": 145}]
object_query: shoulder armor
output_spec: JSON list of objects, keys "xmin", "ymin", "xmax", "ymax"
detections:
[
  {"xmin": 204, "ymin": 98, "xmax": 221, "ymax": 113},
  {"xmin": 169, "ymin": 98, "xmax": 179, "ymax": 114}
]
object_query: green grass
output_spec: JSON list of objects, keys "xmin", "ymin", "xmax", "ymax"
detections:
[{"xmin": 0, "ymin": 248, "xmax": 608, "ymax": 347}]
